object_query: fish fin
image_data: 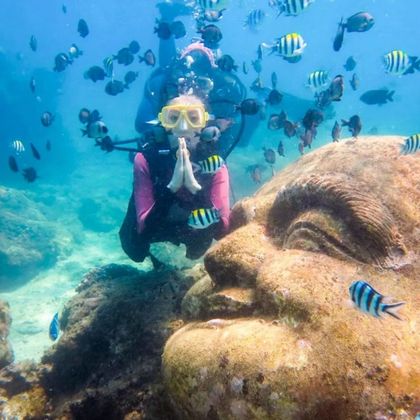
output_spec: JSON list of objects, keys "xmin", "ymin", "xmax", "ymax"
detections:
[
  {"xmin": 81, "ymin": 128, "xmax": 87, "ymax": 136},
  {"xmin": 403, "ymin": 66, "xmax": 415, "ymax": 75},
  {"xmin": 341, "ymin": 119, "xmax": 349, "ymax": 126},
  {"xmin": 124, "ymin": 84, "xmax": 130, "ymax": 89},
  {"xmin": 412, "ymin": 57, "xmax": 420, "ymax": 71},
  {"xmin": 388, "ymin": 90, "xmax": 395, "ymax": 101},
  {"xmin": 382, "ymin": 301, "xmax": 405, "ymax": 320}
]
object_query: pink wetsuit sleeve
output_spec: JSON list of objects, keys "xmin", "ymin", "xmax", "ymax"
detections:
[
  {"xmin": 134, "ymin": 153, "xmax": 156, "ymax": 234},
  {"xmin": 210, "ymin": 165, "xmax": 230, "ymax": 234}
]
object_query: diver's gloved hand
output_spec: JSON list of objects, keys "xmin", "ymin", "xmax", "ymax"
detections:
[
  {"xmin": 182, "ymin": 138, "xmax": 202, "ymax": 194},
  {"xmin": 167, "ymin": 137, "xmax": 185, "ymax": 193},
  {"xmin": 166, "ymin": 137, "xmax": 202, "ymax": 194}
]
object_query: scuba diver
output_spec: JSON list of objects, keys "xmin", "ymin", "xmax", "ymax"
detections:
[
  {"xmin": 119, "ymin": 93, "xmax": 231, "ymax": 264},
  {"xmin": 96, "ymin": 1, "xmax": 261, "ymax": 267}
]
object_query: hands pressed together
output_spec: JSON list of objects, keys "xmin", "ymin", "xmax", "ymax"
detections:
[{"xmin": 167, "ymin": 137, "xmax": 202, "ymax": 194}]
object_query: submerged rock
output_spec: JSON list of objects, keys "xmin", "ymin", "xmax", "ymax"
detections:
[
  {"xmin": 0, "ymin": 187, "xmax": 71, "ymax": 290},
  {"xmin": 163, "ymin": 136, "xmax": 420, "ymax": 419},
  {"xmin": 0, "ymin": 300, "xmax": 13, "ymax": 368},
  {"xmin": 15, "ymin": 263, "xmax": 199, "ymax": 418}
]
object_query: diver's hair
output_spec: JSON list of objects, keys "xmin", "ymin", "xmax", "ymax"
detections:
[{"xmin": 167, "ymin": 94, "xmax": 205, "ymax": 108}]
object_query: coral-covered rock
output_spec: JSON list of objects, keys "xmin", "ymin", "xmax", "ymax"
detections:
[
  {"xmin": 0, "ymin": 187, "xmax": 72, "ymax": 290},
  {"xmin": 0, "ymin": 300, "xmax": 13, "ymax": 368},
  {"xmin": 163, "ymin": 137, "xmax": 420, "ymax": 419},
  {"xmin": 37, "ymin": 263, "xmax": 203, "ymax": 418},
  {"xmin": 0, "ymin": 361, "xmax": 48, "ymax": 418}
]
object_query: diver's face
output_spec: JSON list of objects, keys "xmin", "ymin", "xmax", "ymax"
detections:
[{"xmin": 170, "ymin": 115, "xmax": 197, "ymax": 140}]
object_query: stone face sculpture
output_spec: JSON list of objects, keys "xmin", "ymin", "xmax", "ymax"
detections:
[{"xmin": 163, "ymin": 137, "xmax": 420, "ymax": 419}]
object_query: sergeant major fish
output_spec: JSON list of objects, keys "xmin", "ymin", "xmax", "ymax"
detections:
[
  {"xmin": 276, "ymin": 0, "xmax": 314, "ymax": 17},
  {"xmin": 383, "ymin": 50, "xmax": 420, "ymax": 76},
  {"xmin": 262, "ymin": 33, "xmax": 307, "ymax": 63},
  {"xmin": 198, "ymin": 155, "xmax": 225, "ymax": 174},
  {"xmin": 244, "ymin": 9, "xmax": 266, "ymax": 30},
  {"xmin": 307, "ymin": 70, "xmax": 329, "ymax": 91},
  {"xmin": 401, "ymin": 133, "xmax": 420, "ymax": 155},
  {"xmin": 349, "ymin": 280, "xmax": 405, "ymax": 320},
  {"xmin": 11, "ymin": 140, "xmax": 25, "ymax": 154},
  {"xmin": 103, "ymin": 56, "xmax": 114, "ymax": 77},
  {"xmin": 188, "ymin": 208, "xmax": 220, "ymax": 229}
]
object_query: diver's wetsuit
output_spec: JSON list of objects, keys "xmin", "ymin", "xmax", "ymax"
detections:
[
  {"xmin": 120, "ymin": 141, "xmax": 230, "ymax": 262},
  {"xmin": 121, "ymin": 13, "xmax": 257, "ymax": 262}
]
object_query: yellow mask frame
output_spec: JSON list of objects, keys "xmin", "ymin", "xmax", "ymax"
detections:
[{"xmin": 158, "ymin": 104, "xmax": 209, "ymax": 129}]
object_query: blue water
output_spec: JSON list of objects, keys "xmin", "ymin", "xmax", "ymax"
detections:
[{"xmin": 0, "ymin": 0, "xmax": 419, "ymax": 360}]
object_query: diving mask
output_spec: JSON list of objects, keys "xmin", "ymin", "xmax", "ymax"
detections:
[{"xmin": 158, "ymin": 104, "xmax": 209, "ymax": 129}]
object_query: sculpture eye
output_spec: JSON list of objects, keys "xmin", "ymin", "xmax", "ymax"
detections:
[
  {"xmin": 281, "ymin": 210, "xmax": 364, "ymax": 262},
  {"xmin": 268, "ymin": 175, "xmax": 406, "ymax": 266}
]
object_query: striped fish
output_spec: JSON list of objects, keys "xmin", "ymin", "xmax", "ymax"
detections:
[
  {"xmin": 11, "ymin": 139, "xmax": 25, "ymax": 154},
  {"xmin": 401, "ymin": 133, "xmax": 420, "ymax": 155},
  {"xmin": 383, "ymin": 50, "xmax": 418, "ymax": 76},
  {"xmin": 103, "ymin": 56, "xmax": 114, "ymax": 78},
  {"xmin": 196, "ymin": 0, "xmax": 227, "ymax": 11},
  {"xmin": 266, "ymin": 33, "xmax": 307, "ymax": 62},
  {"xmin": 278, "ymin": 0, "xmax": 314, "ymax": 16},
  {"xmin": 188, "ymin": 208, "xmax": 220, "ymax": 229},
  {"xmin": 244, "ymin": 9, "xmax": 266, "ymax": 29},
  {"xmin": 349, "ymin": 281, "xmax": 405, "ymax": 320},
  {"xmin": 307, "ymin": 70, "xmax": 329, "ymax": 91},
  {"xmin": 198, "ymin": 154, "xmax": 225, "ymax": 174}
]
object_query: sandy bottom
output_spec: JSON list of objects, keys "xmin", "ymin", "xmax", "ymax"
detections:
[{"xmin": 1, "ymin": 229, "xmax": 146, "ymax": 362}]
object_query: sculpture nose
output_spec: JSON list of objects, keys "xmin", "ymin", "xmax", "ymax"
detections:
[{"xmin": 204, "ymin": 223, "xmax": 270, "ymax": 289}]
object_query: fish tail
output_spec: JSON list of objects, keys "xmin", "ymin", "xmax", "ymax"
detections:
[
  {"xmin": 405, "ymin": 56, "xmax": 420, "ymax": 74},
  {"xmin": 124, "ymin": 83, "xmax": 130, "ymax": 89},
  {"xmin": 387, "ymin": 90, "xmax": 395, "ymax": 102},
  {"xmin": 260, "ymin": 42, "xmax": 272, "ymax": 50},
  {"xmin": 382, "ymin": 301, "xmax": 405, "ymax": 320},
  {"xmin": 81, "ymin": 128, "xmax": 87, "ymax": 136},
  {"xmin": 341, "ymin": 119, "xmax": 349, "ymax": 126}
]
